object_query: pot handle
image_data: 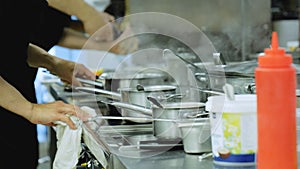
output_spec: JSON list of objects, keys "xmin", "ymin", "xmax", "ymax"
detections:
[
  {"xmin": 164, "ymin": 94, "xmax": 185, "ymax": 100},
  {"xmin": 149, "ymin": 93, "xmax": 185, "ymax": 103},
  {"xmin": 77, "ymin": 78, "xmax": 104, "ymax": 88},
  {"xmin": 109, "ymin": 101, "xmax": 153, "ymax": 116},
  {"xmin": 244, "ymin": 83, "xmax": 256, "ymax": 94},
  {"xmin": 76, "ymin": 86, "xmax": 122, "ymax": 100}
]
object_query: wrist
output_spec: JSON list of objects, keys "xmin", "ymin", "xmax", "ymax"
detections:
[{"xmin": 22, "ymin": 102, "xmax": 35, "ymax": 123}]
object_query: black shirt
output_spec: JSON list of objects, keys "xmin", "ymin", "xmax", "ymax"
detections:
[{"xmin": 0, "ymin": 1, "xmax": 70, "ymax": 168}]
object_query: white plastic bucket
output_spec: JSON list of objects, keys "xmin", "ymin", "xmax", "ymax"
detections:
[{"xmin": 205, "ymin": 94, "xmax": 257, "ymax": 166}]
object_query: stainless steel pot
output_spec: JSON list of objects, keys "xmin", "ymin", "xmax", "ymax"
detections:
[
  {"xmin": 98, "ymin": 71, "xmax": 169, "ymax": 92},
  {"xmin": 151, "ymin": 102, "xmax": 206, "ymax": 139},
  {"xmin": 76, "ymin": 84, "xmax": 177, "ymax": 102},
  {"xmin": 76, "ymin": 84, "xmax": 179, "ymax": 123},
  {"xmin": 118, "ymin": 85, "xmax": 178, "ymax": 121},
  {"xmin": 196, "ymin": 60, "xmax": 300, "ymax": 95},
  {"xmin": 194, "ymin": 61, "xmax": 257, "ymax": 95},
  {"xmin": 106, "ymin": 101, "xmax": 206, "ymax": 139},
  {"xmin": 177, "ymin": 118, "xmax": 211, "ymax": 154},
  {"xmin": 96, "ymin": 71, "xmax": 170, "ymax": 121}
]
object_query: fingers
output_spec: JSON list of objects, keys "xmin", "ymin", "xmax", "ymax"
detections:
[
  {"xmin": 57, "ymin": 103, "xmax": 79, "ymax": 116},
  {"xmin": 72, "ymin": 78, "xmax": 82, "ymax": 87},
  {"xmin": 30, "ymin": 102, "xmax": 79, "ymax": 129},
  {"xmin": 58, "ymin": 103, "xmax": 91, "ymax": 121},
  {"xmin": 56, "ymin": 113, "xmax": 77, "ymax": 129},
  {"xmin": 71, "ymin": 64, "xmax": 96, "ymax": 86},
  {"xmin": 75, "ymin": 64, "xmax": 96, "ymax": 80},
  {"xmin": 63, "ymin": 115, "xmax": 77, "ymax": 129},
  {"xmin": 54, "ymin": 104, "xmax": 81, "ymax": 129},
  {"xmin": 76, "ymin": 107, "xmax": 93, "ymax": 122},
  {"xmin": 57, "ymin": 105, "xmax": 92, "ymax": 129}
]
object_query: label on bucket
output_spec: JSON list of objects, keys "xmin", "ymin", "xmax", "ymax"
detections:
[{"xmin": 210, "ymin": 111, "xmax": 257, "ymax": 165}]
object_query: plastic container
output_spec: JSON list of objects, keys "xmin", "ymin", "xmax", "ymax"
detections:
[
  {"xmin": 205, "ymin": 94, "xmax": 257, "ymax": 166},
  {"xmin": 255, "ymin": 32, "xmax": 298, "ymax": 169}
]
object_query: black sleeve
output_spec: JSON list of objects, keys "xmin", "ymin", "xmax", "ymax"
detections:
[{"xmin": 30, "ymin": 6, "xmax": 72, "ymax": 51}]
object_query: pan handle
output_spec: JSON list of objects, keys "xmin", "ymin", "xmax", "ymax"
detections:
[
  {"xmin": 75, "ymin": 86, "xmax": 121, "ymax": 100},
  {"xmin": 77, "ymin": 78, "xmax": 104, "ymax": 88},
  {"xmin": 98, "ymin": 100, "xmax": 152, "ymax": 116}
]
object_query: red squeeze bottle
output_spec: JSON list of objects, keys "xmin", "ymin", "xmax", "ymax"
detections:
[{"xmin": 255, "ymin": 32, "xmax": 298, "ymax": 169}]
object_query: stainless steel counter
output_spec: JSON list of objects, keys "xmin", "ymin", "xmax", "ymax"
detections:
[
  {"xmin": 82, "ymin": 120, "xmax": 218, "ymax": 169},
  {"xmin": 48, "ymin": 82, "xmax": 300, "ymax": 169}
]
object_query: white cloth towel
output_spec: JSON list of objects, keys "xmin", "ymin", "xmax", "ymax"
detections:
[{"xmin": 52, "ymin": 106, "xmax": 97, "ymax": 169}]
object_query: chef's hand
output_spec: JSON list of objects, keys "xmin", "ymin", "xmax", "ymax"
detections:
[
  {"xmin": 54, "ymin": 59, "xmax": 96, "ymax": 86},
  {"xmin": 28, "ymin": 101, "xmax": 90, "ymax": 129}
]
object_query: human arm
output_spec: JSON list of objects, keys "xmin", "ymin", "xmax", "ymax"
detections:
[
  {"xmin": 48, "ymin": 0, "xmax": 114, "ymax": 41},
  {"xmin": 0, "ymin": 76, "xmax": 81, "ymax": 129},
  {"xmin": 27, "ymin": 43, "xmax": 95, "ymax": 86},
  {"xmin": 57, "ymin": 26, "xmax": 138, "ymax": 55},
  {"xmin": 56, "ymin": 27, "xmax": 113, "ymax": 50},
  {"xmin": 45, "ymin": 0, "xmax": 137, "ymax": 54}
]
